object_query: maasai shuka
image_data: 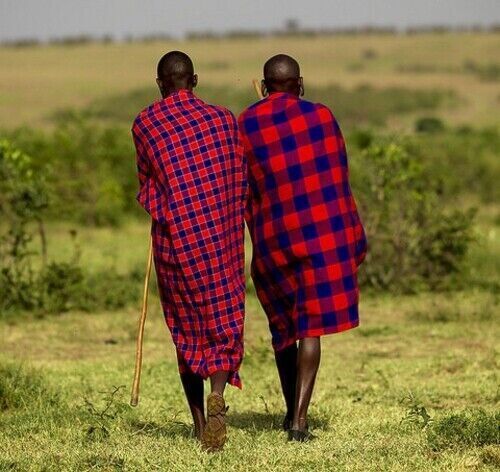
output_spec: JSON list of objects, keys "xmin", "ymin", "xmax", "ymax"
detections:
[
  {"xmin": 132, "ymin": 90, "xmax": 246, "ymax": 387},
  {"xmin": 239, "ymin": 92, "xmax": 367, "ymax": 352}
]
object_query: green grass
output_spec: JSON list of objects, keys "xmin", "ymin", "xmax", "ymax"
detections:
[
  {"xmin": 1, "ymin": 216, "xmax": 499, "ymax": 471},
  {"xmin": 0, "ymin": 290, "xmax": 498, "ymax": 471}
]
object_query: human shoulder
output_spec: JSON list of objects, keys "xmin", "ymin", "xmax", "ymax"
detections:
[
  {"xmin": 131, "ymin": 101, "xmax": 161, "ymax": 133},
  {"xmin": 309, "ymin": 101, "xmax": 337, "ymax": 122},
  {"xmin": 202, "ymin": 101, "xmax": 237, "ymax": 128}
]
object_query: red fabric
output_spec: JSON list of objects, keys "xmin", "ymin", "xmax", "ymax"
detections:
[
  {"xmin": 133, "ymin": 90, "xmax": 246, "ymax": 387},
  {"xmin": 239, "ymin": 92, "xmax": 367, "ymax": 351}
]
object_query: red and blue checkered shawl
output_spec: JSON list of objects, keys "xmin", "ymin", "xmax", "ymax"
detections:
[
  {"xmin": 132, "ymin": 90, "xmax": 246, "ymax": 387},
  {"xmin": 239, "ymin": 92, "xmax": 367, "ymax": 352}
]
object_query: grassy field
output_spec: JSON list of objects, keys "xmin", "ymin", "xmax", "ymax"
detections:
[
  {"xmin": 0, "ymin": 32, "xmax": 499, "ymax": 128},
  {"xmin": 1, "ymin": 217, "xmax": 499, "ymax": 471},
  {"xmin": 1, "ymin": 280, "xmax": 498, "ymax": 471},
  {"xmin": 1, "ymin": 32, "xmax": 499, "ymax": 471}
]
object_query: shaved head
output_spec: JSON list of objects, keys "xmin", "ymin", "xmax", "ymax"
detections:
[
  {"xmin": 156, "ymin": 50, "xmax": 197, "ymax": 97},
  {"xmin": 263, "ymin": 54, "xmax": 302, "ymax": 95}
]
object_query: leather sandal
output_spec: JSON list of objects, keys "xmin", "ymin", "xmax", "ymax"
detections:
[
  {"xmin": 288, "ymin": 429, "xmax": 316, "ymax": 442},
  {"xmin": 201, "ymin": 393, "xmax": 227, "ymax": 452}
]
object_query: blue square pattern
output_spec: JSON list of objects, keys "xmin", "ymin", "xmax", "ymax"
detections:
[
  {"xmin": 302, "ymin": 224, "xmax": 318, "ymax": 240},
  {"xmin": 255, "ymin": 145, "xmax": 269, "ymax": 160},
  {"xmin": 330, "ymin": 215, "xmax": 344, "ymax": 231},
  {"xmin": 293, "ymin": 194, "xmax": 309, "ymax": 211},
  {"xmin": 309, "ymin": 125, "xmax": 324, "ymax": 142},
  {"xmin": 287, "ymin": 164, "xmax": 303, "ymax": 181},
  {"xmin": 245, "ymin": 116, "xmax": 260, "ymax": 134},
  {"xmin": 264, "ymin": 174, "xmax": 277, "ymax": 190},
  {"xmin": 298, "ymin": 314, "xmax": 309, "ymax": 331},
  {"xmin": 299, "ymin": 100, "xmax": 315, "ymax": 113},
  {"xmin": 322, "ymin": 311, "xmax": 335, "ymax": 326},
  {"xmin": 273, "ymin": 110, "xmax": 288, "ymax": 125},
  {"xmin": 277, "ymin": 231, "xmax": 291, "ymax": 248},
  {"xmin": 281, "ymin": 135, "xmax": 297, "ymax": 152},
  {"xmin": 348, "ymin": 304, "xmax": 358, "ymax": 322},
  {"xmin": 317, "ymin": 282, "xmax": 332, "ymax": 298},
  {"xmin": 315, "ymin": 155, "xmax": 330, "ymax": 172},
  {"xmin": 337, "ymin": 245, "xmax": 350, "ymax": 262},
  {"xmin": 271, "ymin": 203, "xmax": 284, "ymax": 218},
  {"xmin": 343, "ymin": 275, "xmax": 355, "ymax": 291},
  {"xmin": 322, "ymin": 185, "xmax": 337, "ymax": 202}
]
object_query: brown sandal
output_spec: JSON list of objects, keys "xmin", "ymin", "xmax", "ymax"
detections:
[{"xmin": 201, "ymin": 393, "xmax": 227, "ymax": 452}]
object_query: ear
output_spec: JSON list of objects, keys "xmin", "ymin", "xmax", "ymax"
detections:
[
  {"xmin": 298, "ymin": 77, "xmax": 305, "ymax": 97},
  {"xmin": 261, "ymin": 79, "xmax": 268, "ymax": 97},
  {"xmin": 192, "ymin": 74, "xmax": 198, "ymax": 89},
  {"xmin": 156, "ymin": 78, "xmax": 165, "ymax": 96}
]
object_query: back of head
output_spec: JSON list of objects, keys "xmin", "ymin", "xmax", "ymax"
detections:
[
  {"xmin": 263, "ymin": 54, "xmax": 301, "ymax": 95},
  {"xmin": 157, "ymin": 50, "xmax": 196, "ymax": 93}
]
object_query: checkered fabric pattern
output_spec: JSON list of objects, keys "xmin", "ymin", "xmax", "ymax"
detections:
[
  {"xmin": 239, "ymin": 92, "xmax": 367, "ymax": 352},
  {"xmin": 132, "ymin": 90, "xmax": 246, "ymax": 387}
]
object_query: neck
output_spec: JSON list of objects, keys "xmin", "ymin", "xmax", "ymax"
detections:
[
  {"xmin": 269, "ymin": 89, "xmax": 299, "ymax": 96},
  {"xmin": 161, "ymin": 85, "xmax": 192, "ymax": 99}
]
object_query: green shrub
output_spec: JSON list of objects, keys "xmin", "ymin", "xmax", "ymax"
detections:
[
  {"xmin": 0, "ymin": 140, "xmax": 50, "ymax": 311},
  {"xmin": 7, "ymin": 117, "xmax": 137, "ymax": 226},
  {"xmin": 407, "ymin": 127, "xmax": 500, "ymax": 203},
  {"xmin": 415, "ymin": 116, "xmax": 445, "ymax": 133},
  {"xmin": 0, "ymin": 139, "xmax": 141, "ymax": 315},
  {"xmin": 351, "ymin": 140, "xmax": 475, "ymax": 292},
  {"xmin": 39, "ymin": 262, "xmax": 86, "ymax": 313},
  {"xmin": 427, "ymin": 409, "xmax": 500, "ymax": 451}
]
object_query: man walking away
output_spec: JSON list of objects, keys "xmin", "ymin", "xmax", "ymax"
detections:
[
  {"xmin": 132, "ymin": 51, "xmax": 246, "ymax": 451},
  {"xmin": 239, "ymin": 54, "xmax": 367, "ymax": 442}
]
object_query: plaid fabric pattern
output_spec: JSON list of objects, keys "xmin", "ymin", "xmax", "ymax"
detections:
[
  {"xmin": 239, "ymin": 92, "xmax": 367, "ymax": 352},
  {"xmin": 133, "ymin": 90, "xmax": 246, "ymax": 387}
]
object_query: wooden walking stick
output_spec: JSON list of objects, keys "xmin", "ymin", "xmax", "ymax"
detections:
[
  {"xmin": 252, "ymin": 79, "xmax": 264, "ymax": 100},
  {"xmin": 130, "ymin": 234, "xmax": 153, "ymax": 407}
]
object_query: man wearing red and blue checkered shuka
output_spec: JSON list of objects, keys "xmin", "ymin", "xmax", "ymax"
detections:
[
  {"xmin": 239, "ymin": 54, "xmax": 367, "ymax": 442},
  {"xmin": 132, "ymin": 51, "xmax": 245, "ymax": 450}
]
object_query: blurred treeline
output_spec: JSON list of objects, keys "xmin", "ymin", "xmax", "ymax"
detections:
[
  {"xmin": 3, "ymin": 23, "xmax": 499, "ymax": 47},
  {"xmin": 1, "ymin": 84, "xmax": 499, "ymax": 314}
]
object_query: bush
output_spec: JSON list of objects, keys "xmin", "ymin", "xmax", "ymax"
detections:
[
  {"xmin": 7, "ymin": 117, "xmax": 137, "ymax": 226},
  {"xmin": 351, "ymin": 140, "xmax": 475, "ymax": 292},
  {"xmin": 427, "ymin": 409, "xmax": 500, "ymax": 451},
  {"xmin": 0, "ymin": 140, "xmax": 50, "ymax": 311},
  {"xmin": 407, "ymin": 127, "xmax": 500, "ymax": 203},
  {"xmin": 0, "ymin": 139, "xmax": 141, "ymax": 315},
  {"xmin": 39, "ymin": 262, "xmax": 86, "ymax": 313},
  {"xmin": 415, "ymin": 116, "xmax": 445, "ymax": 133}
]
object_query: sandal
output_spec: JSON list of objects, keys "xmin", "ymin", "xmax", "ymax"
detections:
[
  {"xmin": 288, "ymin": 429, "xmax": 316, "ymax": 442},
  {"xmin": 201, "ymin": 393, "xmax": 227, "ymax": 452}
]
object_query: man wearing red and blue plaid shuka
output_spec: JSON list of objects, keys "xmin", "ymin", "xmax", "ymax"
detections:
[
  {"xmin": 132, "ymin": 51, "xmax": 246, "ymax": 451},
  {"xmin": 239, "ymin": 54, "xmax": 367, "ymax": 442}
]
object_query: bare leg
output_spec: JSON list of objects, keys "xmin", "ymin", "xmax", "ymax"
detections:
[
  {"xmin": 274, "ymin": 343, "xmax": 298, "ymax": 427},
  {"xmin": 180, "ymin": 371, "xmax": 205, "ymax": 439},
  {"xmin": 209, "ymin": 370, "xmax": 230, "ymax": 395},
  {"xmin": 291, "ymin": 337, "xmax": 321, "ymax": 432}
]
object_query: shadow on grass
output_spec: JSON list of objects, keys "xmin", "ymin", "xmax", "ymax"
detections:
[
  {"xmin": 128, "ymin": 419, "xmax": 193, "ymax": 439},
  {"xmin": 229, "ymin": 411, "xmax": 329, "ymax": 432}
]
